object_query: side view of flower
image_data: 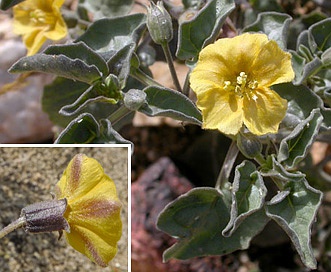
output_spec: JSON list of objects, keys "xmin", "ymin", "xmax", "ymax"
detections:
[
  {"xmin": 13, "ymin": 0, "xmax": 67, "ymax": 55},
  {"xmin": 0, "ymin": 153, "xmax": 122, "ymax": 267},
  {"xmin": 190, "ymin": 33, "xmax": 295, "ymax": 136}
]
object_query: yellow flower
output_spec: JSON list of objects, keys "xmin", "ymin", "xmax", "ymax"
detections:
[
  {"xmin": 13, "ymin": 0, "xmax": 68, "ymax": 56},
  {"xmin": 190, "ymin": 33, "xmax": 295, "ymax": 136},
  {"xmin": 55, "ymin": 154, "xmax": 122, "ymax": 267}
]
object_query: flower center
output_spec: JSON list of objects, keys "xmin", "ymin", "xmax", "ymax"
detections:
[
  {"xmin": 224, "ymin": 72, "xmax": 259, "ymax": 101},
  {"xmin": 29, "ymin": 9, "xmax": 55, "ymax": 26}
]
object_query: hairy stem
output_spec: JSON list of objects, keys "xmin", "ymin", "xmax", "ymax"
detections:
[
  {"xmin": 161, "ymin": 42, "xmax": 182, "ymax": 92},
  {"xmin": 215, "ymin": 140, "xmax": 239, "ymax": 191},
  {"xmin": 130, "ymin": 68, "xmax": 163, "ymax": 87},
  {"xmin": 108, "ymin": 105, "xmax": 132, "ymax": 126},
  {"xmin": 0, "ymin": 217, "xmax": 26, "ymax": 239},
  {"xmin": 182, "ymin": 71, "xmax": 191, "ymax": 97}
]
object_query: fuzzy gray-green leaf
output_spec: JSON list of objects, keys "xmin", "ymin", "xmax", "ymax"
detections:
[
  {"xmin": 76, "ymin": 13, "xmax": 145, "ymax": 56},
  {"xmin": 243, "ymin": 12, "xmax": 292, "ymax": 50},
  {"xmin": 9, "ymin": 43, "xmax": 105, "ymax": 84},
  {"xmin": 278, "ymin": 108, "xmax": 323, "ymax": 169},
  {"xmin": 222, "ymin": 161, "xmax": 267, "ymax": 236},
  {"xmin": 176, "ymin": 0, "xmax": 235, "ymax": 62},
  {"xmin": 266, "ymin": 178, "xmax": 322, "ymax": 269},
  {"xmin": 139, "ymin": 86, "xmax": 202, "ymax": 125},
  {"xmin": 157, "ymin": 187, "xmax": 269, "ymax": 261}
]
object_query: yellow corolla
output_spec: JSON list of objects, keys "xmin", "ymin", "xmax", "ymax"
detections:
[
  {"xmin": 190, "ymin": 33, "xmax": 295, "ymax": 136},
  {"xmin": 55, "ymin": 154, "xmax": 122, "ymax": 267},
  {"xmin": 13, "ymin": 0, "xmax": 68, "ymax": 56}
]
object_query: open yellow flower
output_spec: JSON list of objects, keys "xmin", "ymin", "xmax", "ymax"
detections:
[
  {"xmin": 55, "ymin": 154, "xmax": 122, "ymax": 267},
  {"xmin": 190, "ymin": 33, "xmax": 295, "ymax": 136},
  {"xmin": 13, "ymin": 0, "xmax": 67, "ymax": 56}
]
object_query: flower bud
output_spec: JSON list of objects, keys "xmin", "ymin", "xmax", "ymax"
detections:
[
  {"xmin": 124, "ymin": 89, "xmax": 147, "ymax": 111},
  {"xmin": 147, "ymin": 1, "xmax": 173, "ymax": 45},
  {"xmin": 98, "ymin": 74, "xmax": 122, "ymax": 102},
  {"xmin": 237, "ymin": 133, "xmax": 262, "ymax": 159}
]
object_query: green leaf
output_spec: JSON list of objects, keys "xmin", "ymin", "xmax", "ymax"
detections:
[
  {"xmin": 44, "ymin": 42, "xmax": 109, "ymax": 76},
  {"xmin": 0, "ymin": 0, "xmax": 24, "ymax": 10},
  {"xmin": 222, "ymin": 161, "xmax": 267, "ymax": 236},
  {"xmin": 290, "ymin": 48, "xmax": 325, "ymax": 86},
  {"xmin": 290, "ymin": 50, "xmax": 306, "ymax": 84},
  {"xmin": 278, "ymin": 108, "xmax": 323, "ymax": 169},
  {"xmin": 42, "ymin": 77, "xmax": 119, "ymax": 128},
  {"xmin": 76, "ymin": 13, "xmax": 146, "ymax": 56},
  {"xmin": 98, "ymin": 119, "xmax": 133, "ymax": 146},
  {"xmin": 293, "ymin": 19, "xmax": 331, "ymax": 85},
  {"xmin": 295, "ymin": 57, "xmax": 323, "ymax": 85},
  {"xmin": 296, "ymin": 30, "xmax": 310, "ymax": 51},
  {"xmin": 79, "ymin": 0, "xmax": 133, "ymax": 19},
  {"xmin": 321, "ymin": 47, "xmax": 331, "ymax": 66},
  {"xmin": 42, "ymin": 77, "xmax": 90, "ymax": 127},
  {"xmin": 249, "ymin": 0, "xmax": 283, "ymax": 12},
  {"xmin": 273, "ymin": 83, "xmax": 323, "ymax": 129},
  {"xmin": 266, "ymin": 178, "xmax": 322, "ymax": 269},
  {"xmin": 9, "ymin": 43, "xmax": 104, "ymax": 84},
  {"xmin": 321, "ymin": 107, "xmax": 331, "ymax": 131},
  {"xmin": 324, "ymin": 87, "xmax": 331, "ymax": 106},
  {"xmin": 157, "ymin": 187, "xmax": 269, "ymax": 261},
  {"xmin": 138, "ymin": 86, "xmax": 202, "ymax": 125},
  {"xmin": 261, "ymin": 155, "xmax": 305, "ymax": 184},
  {"xmin": 243, "ymin": 12, "xmax": 292, "ymax": 50},
  {"xmin": 55, "ymin": 114, "xmax": 133, "ymax": 144},
  {"xmin": 308, "ymin": 18, "xmax": 331, "ymax": 53},
  {"xmin": 176, "ymin": 0, "xmax": 235, "ymax": 62},
  {"xmin": 59, "ymin": 85, "xmax": 117, "ymax": 117},
  {"xmin": 55, "ymin": 113, "xmax": 100, "ymax": 144},
  {"xmin": 182, "ymin": 0, "xmax": 205, "ymax": 9},
  {"xmin": 107, "ymin": 43, "xmax": 136, "ymax": 88}
]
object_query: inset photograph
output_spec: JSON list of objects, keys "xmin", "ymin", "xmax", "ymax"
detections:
[{"xmin": 0, "ymin": 145, "xmax": 129, "ymax": 272}]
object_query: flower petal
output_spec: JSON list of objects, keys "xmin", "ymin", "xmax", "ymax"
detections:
[
  {"xmin": 43, "ymin": 18, "xmax": 67, "ymax": 40},
  {"xmin": 191, "ymin": 33, "xmax": 271, "ymax": 85},
  {"xmin": 243, "ymin": 87, "xmax": 287, "ymax": 135},
  {"xmin": 23, "ymin": 30, "xmax": 47, "ymax": 56},
  {"xmin": 13, "ymin": 0, "xmax": 67, "ymax": 55},
  {"xmin": 65, "ymin": 224, "xmax": 120, "ymax": 267},
  {"xmin": 193, "ymin": 82, "xmax": 244, "ymax": 135},
  {"xmin": 251, "ymin": 39, "xmax": 294, "ymax": 86},
  {"xmin": 56, "ymin": 154, "xmax": 107, "ymax": 201},
  {"xmin": 65, "ymin": 197, "xmax": 122, "ymax": 267},
  {"xmin": 53, "ymin": 0, "xmax": 65, "ymax": 7}
]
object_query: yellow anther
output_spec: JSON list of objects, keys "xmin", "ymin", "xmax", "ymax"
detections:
[
  {"xmin": 223, "ymin": 81, "xmax": 231, "ymax": 90},
  {"xmin": 224, "ymin": 72, "xmax": 258, "ymax": 100},
  {"xmin": 248, "ymin": 80, "xmax": 258, "ymax": 89}
]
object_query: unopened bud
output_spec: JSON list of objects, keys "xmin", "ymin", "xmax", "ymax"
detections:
[
  {"xmin": 105, "ymin": 74, "xmax": 120, "ymax": 92},
  {"xmin": 237, "ymin": 133, "xmax": 262, "ymax": 159},
  {"xmin": 99, "ymin": 74, "xmax": 122, "ymax": 101},
  {"xmin": 147, "ymin": 1, "xmax": 173, "ymax": 45},
  {"xmin": 124, "ymin": 89, "xmax": 147, "ymax": 111}
]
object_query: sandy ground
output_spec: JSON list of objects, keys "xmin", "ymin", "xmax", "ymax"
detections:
[{"xmin": 0, "ymin": 146, "xmax": 129, "ymax": 272}]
